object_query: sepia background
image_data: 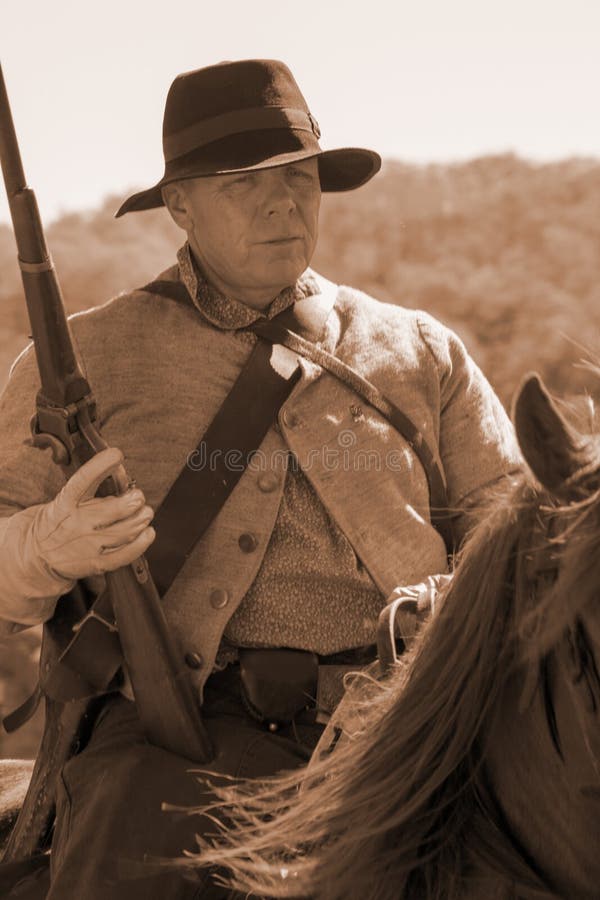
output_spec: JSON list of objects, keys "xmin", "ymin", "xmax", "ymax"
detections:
[{"xmin": 1, "ymin": 0, "xmax": 599, "ymax": 758}]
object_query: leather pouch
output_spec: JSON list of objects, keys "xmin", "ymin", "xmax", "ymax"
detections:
[{"xmin": 238, "ymin": 648, "xmax": 318, "ymax": 724}]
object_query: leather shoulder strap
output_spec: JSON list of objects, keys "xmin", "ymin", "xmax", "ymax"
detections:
[
  {"xmin": 140, "ymin": 278, "xmax": 190, "ymax": 304},
  {"xmin": 139, "ymin": 275, "xmax": 336, "ymax": 594},
  {"xmin": 145, "ymin": 337, "xmax": 300, "ymax": 597}
]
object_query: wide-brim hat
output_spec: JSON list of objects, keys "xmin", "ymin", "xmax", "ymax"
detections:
[{"xmin": 115, "ymin": 59, "xmax": 381, "ymax": 217}]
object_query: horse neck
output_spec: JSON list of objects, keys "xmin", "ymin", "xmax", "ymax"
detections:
[{"xmin": 483, "ymin": 655, "xmax": 600, "ymax": 898}]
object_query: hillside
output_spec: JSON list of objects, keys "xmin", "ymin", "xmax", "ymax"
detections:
[
  {"xmin": 2, "ymin": 152, "xmax": 599, "ymax": 404},
  {"xmin": 1, "ymin": 153, "xmax": 599, "ymax": 757}
]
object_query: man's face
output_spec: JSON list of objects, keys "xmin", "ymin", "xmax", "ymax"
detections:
[{"xmin": 179, "ymin": 158, "xmax": 321, "ymax": 307}]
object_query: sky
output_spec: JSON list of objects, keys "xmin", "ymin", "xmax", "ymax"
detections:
[{"xmin": 0, "ymin": 0, "xmax": 598, "ymax": 224}]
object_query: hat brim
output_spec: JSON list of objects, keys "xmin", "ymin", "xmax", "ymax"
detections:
[{"xmin": 115, "ymin": 146, "xmax": 381, "ymax": 217}]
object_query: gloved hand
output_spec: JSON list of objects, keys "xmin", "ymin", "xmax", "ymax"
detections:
[{"xmin": 0, "ymin": 447, "xmax": 155, "ymax": 626}]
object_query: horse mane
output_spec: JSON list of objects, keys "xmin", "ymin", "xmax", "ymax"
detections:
[
  {"xmin": 190, "ymin": 470, "xmax": 581, "ymax": 899},
  {"xmin": 517, "ymin": 484, "xmax": 600, "ymax": 659}
]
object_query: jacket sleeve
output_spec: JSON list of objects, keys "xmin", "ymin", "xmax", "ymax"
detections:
[
  {"xmin": 0, "ymin": 344, "xmax": 68, "ymax": 633},
  {"xmin": 416, "ymin": 312, "xmax": 522, "ymax": 537}
]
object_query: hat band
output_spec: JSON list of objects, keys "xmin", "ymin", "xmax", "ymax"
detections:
[{"xmin": 163, "ymin": 106, "xmax": 320, "ymax": 162}]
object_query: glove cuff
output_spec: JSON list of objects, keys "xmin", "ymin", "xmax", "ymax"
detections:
[{"xmin": 0, "ymin": 507, "xmax": 76, "ymax": 626}]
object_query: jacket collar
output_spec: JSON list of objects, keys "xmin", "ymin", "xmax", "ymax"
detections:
[{"xmin": 176, "ymin": 242, "xmax": 322, "ymax": 332}]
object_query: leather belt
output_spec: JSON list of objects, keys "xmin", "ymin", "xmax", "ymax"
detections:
[{"xmin": 212, "ymin": 645, "xmax": 386, "ymax": 729}]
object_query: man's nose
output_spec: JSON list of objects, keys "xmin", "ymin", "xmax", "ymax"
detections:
[{"xmin": 263, "ymin": 175, "xmax": 296, "ymax": 216}]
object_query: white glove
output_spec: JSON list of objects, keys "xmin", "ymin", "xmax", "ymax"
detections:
[{"xmin": 0, "ymin": 447, "xmax": 155, "ymax": 626}]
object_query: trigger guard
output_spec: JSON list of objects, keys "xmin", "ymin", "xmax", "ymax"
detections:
[{"xmin": 31, "ymin": 430, "xmax": 70, "ymax": 465}]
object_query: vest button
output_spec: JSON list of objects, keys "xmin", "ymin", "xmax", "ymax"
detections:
[
  {"xmin": 184, "ymin": 651, "xmax": 203, "ymax": 670},
  {"xmin": 281, "ymin": 408, "xmax": 300, "ymax": 428},
  {"xmin": 238, "ymin": 532, "xmax": 259, "ymax": 553},
  {"xmin": 257, "ymin": 472, "xmax": 279, "ymax": 493},
  {"xmin": 209, "ymin": 588, "xmax": 230, "ymax": 609}
]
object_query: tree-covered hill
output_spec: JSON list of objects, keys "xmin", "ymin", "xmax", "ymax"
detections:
[
  {"xmin": 313, "ymin": 154, "xmax": 600, "ymax": 405},
  {"xmin": 2, "ymin": 153, "xmax": 599, "ymax": 405},
  {"xmin": 1, "ymin": 152, "xmax": 599, "ymax": 757}
]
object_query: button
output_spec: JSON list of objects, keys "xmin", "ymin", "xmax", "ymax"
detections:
[
  {"xmin": 184, "ymin": 651, "xmax": 203, "ymax": 670},
  {"xmin": 209, "ymin": 588, "xmax": 230, "ymax": 609},
  {"xmin": 257, "ymin": 472, "xmax": 279, "ymax": 493},
  {"xmin": 238, "ymin": 532, "xmax": 259, "ymax": 553},
  {"xmin": 281, "ymin": 408, "xmax": 300, "ymax": 429}
]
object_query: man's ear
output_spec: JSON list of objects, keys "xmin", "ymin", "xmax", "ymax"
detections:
[{"xmin": 161, "ymin": 182, "xmax": 194, "ymax": 231}]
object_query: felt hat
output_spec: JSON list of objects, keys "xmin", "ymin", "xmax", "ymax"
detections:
[{"xmin": 116, "ymin": 59, "xmax": 381, "ymax": 216}]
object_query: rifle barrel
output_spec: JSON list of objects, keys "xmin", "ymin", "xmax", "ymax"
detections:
[
  {"xmin": 0, "ymin": 63, "xmax": 49, "ymax": 264},
  {"xmin": 0, "ymin": 61, "xmax": 90, "ymax": 406},
  {"xmin": 0, "ymin": 63, "xmax": 27, "ymax": 197}
]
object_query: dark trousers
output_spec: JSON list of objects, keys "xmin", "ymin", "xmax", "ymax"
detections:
[{"xmin": 47, "ymin": 668, "xmax": 324, "ymax": 899}]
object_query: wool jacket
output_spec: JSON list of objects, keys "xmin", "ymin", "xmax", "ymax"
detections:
[{"xmin": 0, "ymin": 260, "xmax": 521, "ymax": 696}]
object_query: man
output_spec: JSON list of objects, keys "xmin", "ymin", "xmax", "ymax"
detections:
[{"xmin": 0, "ymin": 60, "xmax": 521, "ymax": 898}]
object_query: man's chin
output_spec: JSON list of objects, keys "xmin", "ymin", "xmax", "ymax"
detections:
[{"xmin": 254, "ymin": 257, "xmax": 308, "ymax": 290}]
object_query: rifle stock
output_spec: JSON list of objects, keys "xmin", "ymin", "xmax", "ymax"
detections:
[{"xmin": 0, "ymin": 62, "xmax": 213, "ymax": 861}]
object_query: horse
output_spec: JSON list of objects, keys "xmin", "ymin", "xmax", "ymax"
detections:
[
  {"xmin": 2, "ymin": 372, "xmax": 599, "ymax": 898},
  {"xmin": 186, "ymin": 373, "xmax": 600, "ymax": 900}
]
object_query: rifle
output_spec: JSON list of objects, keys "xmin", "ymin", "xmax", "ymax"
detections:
[{"xmin": 0, "ymin": 62, "xmax": 213, "ymax": 863}]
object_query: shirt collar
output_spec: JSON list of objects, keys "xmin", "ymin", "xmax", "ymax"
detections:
[{"xmin": 176, "ymin": 242, "xmax": 321, "ymax": 331}]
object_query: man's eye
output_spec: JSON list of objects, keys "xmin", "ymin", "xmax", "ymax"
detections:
[
  {"xmin": 288, "ymin": 167, "xmax": 313, "ymax": 181},
  {"xmin": 228, "ymin": 175, "xmax": 253, "ymax": 188}
]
